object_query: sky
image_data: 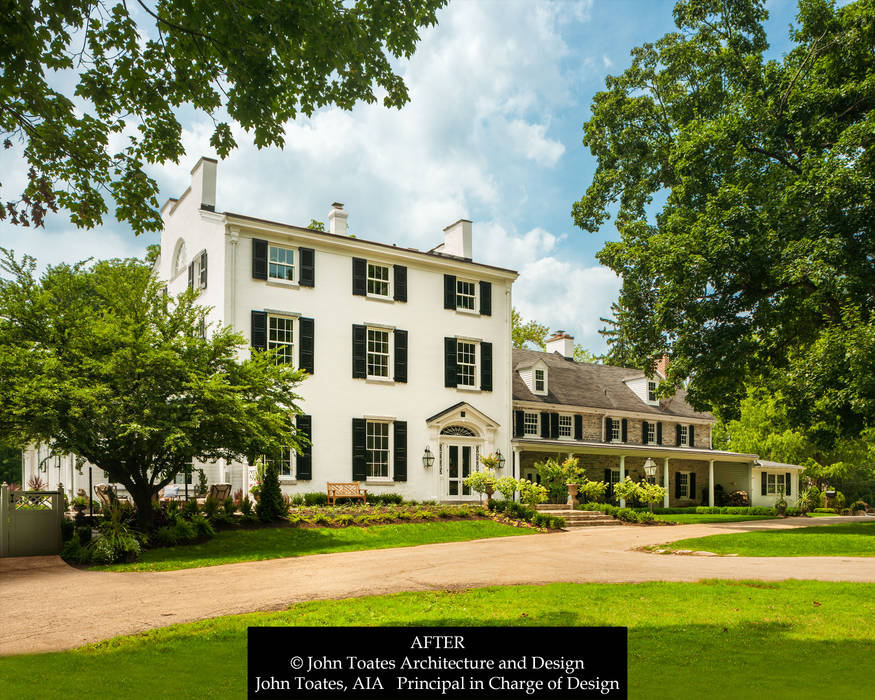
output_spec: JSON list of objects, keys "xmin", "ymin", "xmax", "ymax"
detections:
[{"xmin": 0, "ymin": 0, "xmax": 802, "ymax": 353}]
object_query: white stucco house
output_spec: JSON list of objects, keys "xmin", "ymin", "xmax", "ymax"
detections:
[{"xmin": 19, "ymin": 158, "xmax": 804, "ymax": 507}]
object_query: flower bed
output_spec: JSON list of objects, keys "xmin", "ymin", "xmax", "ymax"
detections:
[{"xmin": 287, "ymin": 503, "xmax": 488, "ymax": 527}]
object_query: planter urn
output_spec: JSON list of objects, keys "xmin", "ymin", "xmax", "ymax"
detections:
[{"xmin": 567, "ymin": 483, "xmax": 580, "ymax": 509}]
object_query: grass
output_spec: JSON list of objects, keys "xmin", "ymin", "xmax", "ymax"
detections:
[
  {"xmin": 91, "ymin": 520, "xmax": 535, "ymax": 572},
  {"xmin": 663, "ymin": 522, "xmax": 875, "ymax": 556},
  {"xmin": 1, "ymin": 581, "xmax": 872, "ymax": 699},
  {"xmin": 807, "ymin": 512, "xmax": 843, "ymax": 517},
  {"xmin": 655, "ymin": 513, "xmax": 779, "ymax": 524}
]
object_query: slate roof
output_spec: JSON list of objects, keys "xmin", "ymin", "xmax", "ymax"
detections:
[{"xmin": 512, "ymin": 348, "xmax": 714, "ymax": 421}]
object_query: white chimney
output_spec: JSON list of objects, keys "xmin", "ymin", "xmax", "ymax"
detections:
[
  {"xmin": 328, "ymin": 202, "xmax": 348, "ymax": 235},
  {"xmin": 546, "ymin": 331, "xmax": 574, "ymax": 359},
  {"xmin": 190, "ymin": 157, "xmax": 217, "ymax": 211},
  {"xmin": 442, "ymin": 219, "xmax": 472, "ymax": 259}
]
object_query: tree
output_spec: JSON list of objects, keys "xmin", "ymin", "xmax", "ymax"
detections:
[
  {"xmin": 0, "ymin": 443, "xmax": 21, "ymax": 486},
  {"xmin": 573, "ymin": 0, "xmax": 875, "ymax": 445},
  {"xmin": 307, "ymin": 219, "xmax": 327, "ymax": 232},
  {"xmin": 0, "ymin": 251, "xmax": 306, "ymax": 528},
  {"xmin": 511, "ymin": 308, "xmax": 548, "ymax": 350},
  {"xmin": 2, "ymin": 0, "xmax": 445, "ymax": 233}
]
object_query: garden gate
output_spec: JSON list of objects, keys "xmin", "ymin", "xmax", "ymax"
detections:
[{"xmin": 0, "ymin": 483, "xmax": 64, "ymax": 557}]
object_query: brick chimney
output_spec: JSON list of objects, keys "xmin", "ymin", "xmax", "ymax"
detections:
[
  {"xmin": 655, "ymin": 354, "xmax": 670, "ymax": 377},
  {"xmin": 545, "ymin": 331, "xmax": 574, "ymax": 359}
]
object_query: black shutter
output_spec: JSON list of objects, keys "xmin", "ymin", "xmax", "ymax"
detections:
[
  {"xmin": 199, "ymin": 251, "xmax": 208, "ymax": 289},
  {"xmin": 643, "ymin": 421, "xmax": 649, "ymax": 444},
  {"xmin": 352, "ymin": 324, "xmax": 366, "ymax": 378},
  {"xmin": 785, "ymin": 473, "xmax": 791, "ymax": 496},
  {"xmin": 540, "ymin": 412, "xmax": 550, "ymax": 438},
  {"xmin": 444, "ymin": 337, "xmax": 458, "ymax": 387},
  {"xmin": 187, "ymin": 261, "xmax": 195, "ymax": 290},
  {"xmin": 251, "ymin": 311, "xmax": 267, "ymax": 350},
  {"xmin": 295, "ymin": 414, "xmax": 312, "ymax": 480},
  {"xmin": 657, "ymin": 422, "xmax": 663, "ymax": 445},
  {"xmin": 605, "ymin": 469, "xmax": 613, "ymax": 499},
  {"xmin": 574, "ymin": 415, "xmax": 583, "ymax": 441},
  {"xmin": 514, "ymin": 411, "xmax": 525, "ymax": 438},
  {"xmin": 444, "ymin": 274, "xmax": 456, "ymax": 309},
  {"xmin": 605, "ymin": 417, "xmax": 613, "ymax": 442},
  {"xmin": 352, "ymin": 257, "xmax": 367, "ymax": 296},
  {"xmin": 676, "ymin": 424, "xmax": 682, "ymax": 445},
  {"xmin": 675, "ymin": 472, "xmax": 682, "ymax": 499},
  {"xmin": 394, "ymin": 329, "xmax": 408, "ymax": 383},
  {"xmin": 252, "ymin": 239, "xmax": 268, "ymax": 280},
  {"xmin": 394, "ymin": 421, "xmax": 407, "ymax": 482},
  {"xmin": 352, "ymin": 418, "xmax": 366, "ymax": 481},
  {"xmin": 689, "ymin": 425, "xmax": 695, "ymax": 447},
  {"xmin": 761, "ymin": 471, "xmax": 767, "ymax": 496},
  {"xmin": 479, "ymin": 281, "xmax": 492, "ymax": 316},
  {"xmin": 393, "ymin": 265, "xmax": 407, "ymax": 302},
  {"xmin": 299, "ymin": 248, "xmax": 315, "ymax": 287},
  {"xmin": 300, "ymin": 317, "xmax": 314, "ymax": 374},
  {"xmin": 480, "ymin": 342, "xmax": 492, "ymax": 391},
  {"xmin": 621, "ymin": 418, "xmax": 628, "ymax": 443},
  {"xmin": 689, "ymin": 472, "xmax": 696, "ymax": 500},
  {"xmin": 550, "ymin": 413, "xmax": 559, "ymax": 439}
]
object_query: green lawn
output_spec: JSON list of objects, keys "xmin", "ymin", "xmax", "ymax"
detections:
[
  {"xmin": 655, "ymin": 513, "xmax": 779, "ymax": 524},
  {"xmin": 91, "ymin": 520, "xmax": 535, "ymax": 572},
  {"xmin": 664, "ymin": 522, "xmax": 875, "ymax": 556},
  {"xmin": 808, "ymin": 512, "xmax": 843, "ymax": 517},
  {"xmin": 1, "ymin": 581, "xmax": 872, "ymax": 699}
]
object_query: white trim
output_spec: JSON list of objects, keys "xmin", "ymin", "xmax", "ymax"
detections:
[{"xmin": 512, "ymin": 400, "xmax": 715, "ymax": 425}]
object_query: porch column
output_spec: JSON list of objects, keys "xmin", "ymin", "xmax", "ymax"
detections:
[
  {"xmin": 619, "ymin": 455, "xmax": 626, "ymax": 507},
  {"xmin": 708, "ymin": 460, "xmax": 715, "ymax": 507},
  {"xmin": 512, "ymin": 447, "xmax": 520, "ymax": 481},
  {"xmin": 663, "ymin": 457, "xmax": 670, "ymax": 508}
]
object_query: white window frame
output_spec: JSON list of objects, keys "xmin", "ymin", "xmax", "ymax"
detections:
[
  {"xmin": 265, "ymin": 447, "xmax": 296, "ymax": 481},
  {"xmin": 366, "ymin": 262, "xmax": 391, "ymax": 298},
  {"xmin": 535, "ymin": 369, "xmax": 546, "ymax": 392},
  {"xmin": 268, "ymin": 243, "xmax": 296, "ymax": 284},
  {"xmin": 646, "ymin": 422, "xmax": 656, "ymax": 445},
  {"xmin": 609, "ymin": 418, "xmax": 621, "ymax": 443},
  {"xmin": 366, "ymin": 326, "xmax": 391, "ymax": 380},
  {"xmin": 679, "ymin": 424, "xmax": 689, "ymax": 447},
  {"xmin": 455, "ymin": 279, "xmax": 477, "ymax": 312},
  {"xmin": 523, "ymin": 412, "xmax": 539, "ymax": 437},
  {"xmin": 267, "ymin": 314, "xmax": 296, "ymax": 366},
  {"xmin": 558, "ymin": 414, "xmax": 573, "ymax": 440},
  {"xmin": 174, "ymin": 458, "xmax": 194, "ymax": 485},
  {"xmin": 678, "ymin": 471, "xmax": 691, "ymax": 499},
  {"xmin": 456, "ymin": 339, "xmax": 478, "ymax": 388},
  {"xmin": 647, "ymin": 381, "xmax": 657, "ymax": 403},
  {"xmin": 766, "ymin": 473, "xmax": 787, "ymax": 495},
  {"xmin": 366, "ymin": 420, "xmax": 392, "ymax": 480}
]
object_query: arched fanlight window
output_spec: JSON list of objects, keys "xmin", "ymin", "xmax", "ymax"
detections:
[
  {"xmin": 440, "ymin": 425, "xmax": 476, "ymax": 437},
  {"xmin": 172, "ymin": 238, "xmax": 187, "ymax": 276}
]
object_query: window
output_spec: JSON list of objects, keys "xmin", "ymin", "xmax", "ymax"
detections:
[
  {"xmin": 366, "ymin": 421, "xmax": 390, "ymax": 478},
  {"xmin": 610, "ymin": 419, "xmax": 621, "ymax": 442},
  {"xmin": 646, "ymin": 422, "xmax": 656, "ymax": 445},
  {"xmin": 535, "ymin": 369, "xmax": 545, "ymax": 392},
  {"xmin": 679, "ymin": 425, "xmax": 689, "ymax": 447},
  {"xmin": 457, "ymin": 341, "xmax": 477, "ymax": 386},
  {"xmin": 648, "ymin": 381, "xmax": 657, "ymax": 402},
  {"xmin": 456, "ymin": 280, "xmax": 476, "ymax": 310},
  {"xmin": 523, "ymin": 412, "xmax": 539, "ymax": 437},
  {"xmin": 367, "ymin": 263, "xmax": 390, "ymax": 297},
  {"xmin": 266, "ymin": 447, "xmax": 294, "ymax": 479},
  {"xmin": 766, "ymin": 473, "xmax": 787, "ymax": 495},
  {"xmin": 678, "ymin": 472, "xmax": 690, "ymax": 498},
  {"xmin": 268, "ymin": 316, "xmax": 295, "ymax": 365},
  {"xmin": 558, "ymin": 415, "xmax": 573, "ymax": 439},
  {"xmin": 367, "ymin": 328, "xmax": 390, "ymax": 378},
  {"xmin": 174, "ymin": 458, "xmax": 193, "ymax": 485},
  {"xmin": 268, "ymin": 245, "xmax": 295, "ymax": 282}
]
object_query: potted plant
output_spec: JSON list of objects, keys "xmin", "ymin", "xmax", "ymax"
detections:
[
  {"xmin": 775, "ymin": 486, "xmax": 787, "ymax": 516},
  {"xmin": 561, "ymin": 457, "xmax": 584, "ymax": 507},
  {"xmin": 463, "ymin": 468, "xmax": 497, "ymax": 505}
]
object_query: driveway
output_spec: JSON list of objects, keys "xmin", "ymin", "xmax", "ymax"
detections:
[{"xmin": 1, "ymin": 516, "xmax": 873, "ymax": 656}]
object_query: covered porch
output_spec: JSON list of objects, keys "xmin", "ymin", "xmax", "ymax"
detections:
[{"xmin": 511, "ymin": 439, "xmax": 759, "ymax": 508}]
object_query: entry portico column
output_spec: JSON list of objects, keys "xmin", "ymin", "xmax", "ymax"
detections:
[
  {"xmin": 619, "ymin": 455, "xmax": 626, "ymax": 507},
  {"xmin": 512, "ymin": 447, "xmax": 520, "ymax": 480},
  {"xmin": 663, "ymin": 457, "xmax": 670, "ymax": 508},
  {"xmin": 708, "ymin": 460, "xmax": 715, "ymax": 507}
]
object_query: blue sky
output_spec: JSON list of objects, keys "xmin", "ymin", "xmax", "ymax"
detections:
[{"xmin": 0, "ymin": 0, "xmax": 802, "ymax": 353}]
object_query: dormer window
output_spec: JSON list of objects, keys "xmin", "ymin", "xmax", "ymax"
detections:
[
  {"xmin": 535, "ymin": 369, "xmax": 545, "ymax": 392},
  {"xmin": 648, "ymin": 381, "xmax": 657, "ymax": 402}
]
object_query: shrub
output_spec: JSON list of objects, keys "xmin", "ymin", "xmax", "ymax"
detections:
[
  {"xmin": 154, "ymin": 518, "xmax": 199, "ymax": 547},
  {"xmin": 494, "ymin": 476, "xmax": 519, "ymax": 502},
  {"xmin": 222, "ymin": 497, "xmax": 236, "ymax": 517},
  {"xmin": 532, "ymin": 513, "xmax": 566, "ymax": 529},
  {"xmin": 181, "ymin": 498, "xmax": 199, "ymax": 519},
  {"xmin": 369, "ymin": 493, "xmax": 404, "ymax": 505},
  {"xmin": 85, "ymin": 507, "xmax": 143, "ymax": 564},
  {"xmin": 333, "ymin": 514, "xmax": 354, "ymax": 526},
  {"xmin": 303, "ymin": 492, "xmax": 328, "ymax": 506},
  {"xmin": 202, "ymin": 497, "xmax": 220, "ymax": 521},
  {"xmin": 850, "ymin": 500, "xmax": 868, "ymax": 513},
  {"xmin": 579, "ymin": 479, "xmax": 609, "ymax": 503},
  {"xmin": 76, "ymin": 525, "xmax": 92, "ymax": 545},
  {"xmin": 518, "ymin": 479, "xmax": 548, "ymax": 507},
  {"xmin": 239, "ymin": 495, "xmax": 254, "ymax": 517},
  {"xmin": 61, "ymin": 517, "xmax": 75, "ymax": 542},
  {"xmin": 190, "ymin": 514, "xmax": 216, "ymax": 537},
  {"xmin": 814, "ymin": 507, "xmax": 837, "ymax": 514},
  {"xmin": 61, "ymin": 537, "xmax": 85, "ymax": 563},
  {"xmin": 533, "ymin": 457, "xmax": 575, "ymax": 503},
  {"xmin": 463, "ymin": 468, "xmax": 498, "ymax": 500},
  {"xmin": 256, "ymin": 461, "xmax": 286, "ymax": 522}
]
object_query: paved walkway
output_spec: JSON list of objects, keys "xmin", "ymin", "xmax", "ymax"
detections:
[{"xmin": 1, "ymin": 516, "xmax": 873, "ymax": 656}]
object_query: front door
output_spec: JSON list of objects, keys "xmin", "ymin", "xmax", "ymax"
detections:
[{"xmin": 445, "ymin": 443, "xmax": 473, "ymax": 499}]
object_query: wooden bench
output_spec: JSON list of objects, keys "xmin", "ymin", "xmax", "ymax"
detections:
[{"xmin": 327, "ymin": 482, "xmax": 367, "ymax": 506}]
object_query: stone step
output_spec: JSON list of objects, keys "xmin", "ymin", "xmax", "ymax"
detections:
[
  {"xmin": 536, "ymin": 503, "xmax": 573, "ymax": 511},
  {"xmin": 562, "ymin": 519, "xmax": 618, "ymax": 528}
]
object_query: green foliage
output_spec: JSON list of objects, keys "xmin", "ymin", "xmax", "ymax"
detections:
[
  {"xmin": 463, "ymin": 468, "xmax": 497, "ymax": 497},
  {"xmin": 494, "ymin": 476, "xmax": 520, "ymax": 501},
  {"xmin": 0, "ymin": 444, "xmax": 20, "ymax": 485},
  {"xmin": 255, "ymin": 461, "xmax": 286, "ymax": 523},
  {"xmin": 574, "ymin": 0, "xmax": 875, "ymax": 446},
  {"xmin": 307, "ymin": 220, "xmax": 326, "ymax": 232},
  {"xmin": 84, "ymin": 505, "xmax": 143, "ymax": 563},
  {"xmin": 533, "ymin": 457, "xmax": 582, "ymax": 502},
  {"xmin": 0, "ymin": 253, "xmax": 306, "ymax": 529},
  {"xmin": 196, "ymin": 469, "xmax": 208, "ymax": 498},
  {"xmin": 1, "ymin": 0, "xmax": 446, "ymax": 233},
  {"xmin": 578, "ymin": 478, "xmax": 609, "ymax": 503},
  {"xmin": 60, "ymin": 517, "xmax": 74, "ymax": 542},
  {"xmin": 517, "ymin": 479, "xmax": 548, "ymax": 507},
  {"xmin": 511, "ymin": 308, "xmax": 549, "ymax": 350}
]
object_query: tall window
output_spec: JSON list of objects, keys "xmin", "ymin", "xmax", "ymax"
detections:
[
  {"xmin": 367, "ymin": 263, "xmax": 390, "ymax": 297},
  {"xmin": 558, "ymin": 415, "xmax": 573, "ymax": 438},
  {"xmin": 457, "ymin": 341, "xmax": 476, "ymax": 386},
  {"xmin": 523, "ymin": 412, "xmax": 539, "ymax": 436},
  {"xmin": 646, "ymin": 422, "xmax": 656, "ymax": 444},
  {"xmin": 367, "ymin": 328, "xmax": 390, "ymax": 378},
  {"xmin": 266, "ymin": 448, "xmax": 294, "ymax": 478},
  {"xmin": 610, "ymin": 419, "xmax": 621, "ymax": 442},
  {"xmin": 648, "ymin": 381, "xmax": 657, "ymax": 402},
  {"xmin": 268, "ymin": 316, "xmax": 294, "ymax": 364},
  {"xmin": 766, "ymin": 473, "xmax": 787, "ymax": 495},
  {"xmin": 456, "ymin": 280, "xmax": 476, "ymax": 310},
  {"xmin": 366, "ymin": 421, "xmax": 390, "ymax": 478},
  {"xmin": 679, "ymin": 425, "xmax": 689, "ymax": 446},
  {"xmin": 535, "ymin": 369, "xmax": 545, "ymax": 392},
  {"xmin": 678, "ymin": 472, "xmax": 690, "ymax": 498},
  {"xmin": 268, "ymin": 245, "xmax": 295, "ymax": 282}
]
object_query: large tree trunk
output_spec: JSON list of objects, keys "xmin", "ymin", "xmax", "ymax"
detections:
[{"xmin": 128, "ymin": 481, "xmax": 158, "ymax": 531}]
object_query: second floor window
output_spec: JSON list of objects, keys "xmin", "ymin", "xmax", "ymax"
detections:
[
  {"xmin": 269, "ymin": 245, "xmax": 295, "ymax": 282},
  {"xmin": 268, "ymin": 316, "xmax": 294, "ymax": 364},
  {"xmin": 610, "ymin": 419, "xmax": 621, "ymax": 442},
  {"xmin": 679, "ymin": 425, "xmax": 689, "ymax": 446},
  {"xmin": 367, "ymin": 328, "xmax": 390, "ymax": 378},
  {"xmin": 646, "ymin": 422, "xmax": 656, "ymax": 444},
  {"xmin": 457, "ymin": 341, "xmax": 476, "ymax": 386},
  {"xmin": 524, "ymin": 412, "xmax": 539, "ymax": 436},
  {"xmin": 535, "ymin": 369, "xmax": 545, "ymax": 392},
  {"xmin": 456, "ymin": 280, "xmax": 476, "ymax": 310},
  {"xmin": 367, "ymin": 263, "xmax": 390, "ymax": 297},
  {"xmin": 558, "ymin": 415, "xmax": 572, "ymax": 438}
]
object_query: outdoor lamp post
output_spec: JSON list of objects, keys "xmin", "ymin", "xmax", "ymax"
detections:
[
  {"xmin": 643, "ymin": 458, "xmax": 657, "ymax": 514},
  {"xmin": 495, "ymin": 450, "xmax": 506, "ymax": 470},
  {"xmin": 422, "ymin": 446, "xmax": 435, "ymax": 469}
]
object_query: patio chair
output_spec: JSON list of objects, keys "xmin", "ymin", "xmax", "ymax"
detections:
[{"xmin": 200, "ymin": 483, "xmax": 232, "ymax": 504}]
